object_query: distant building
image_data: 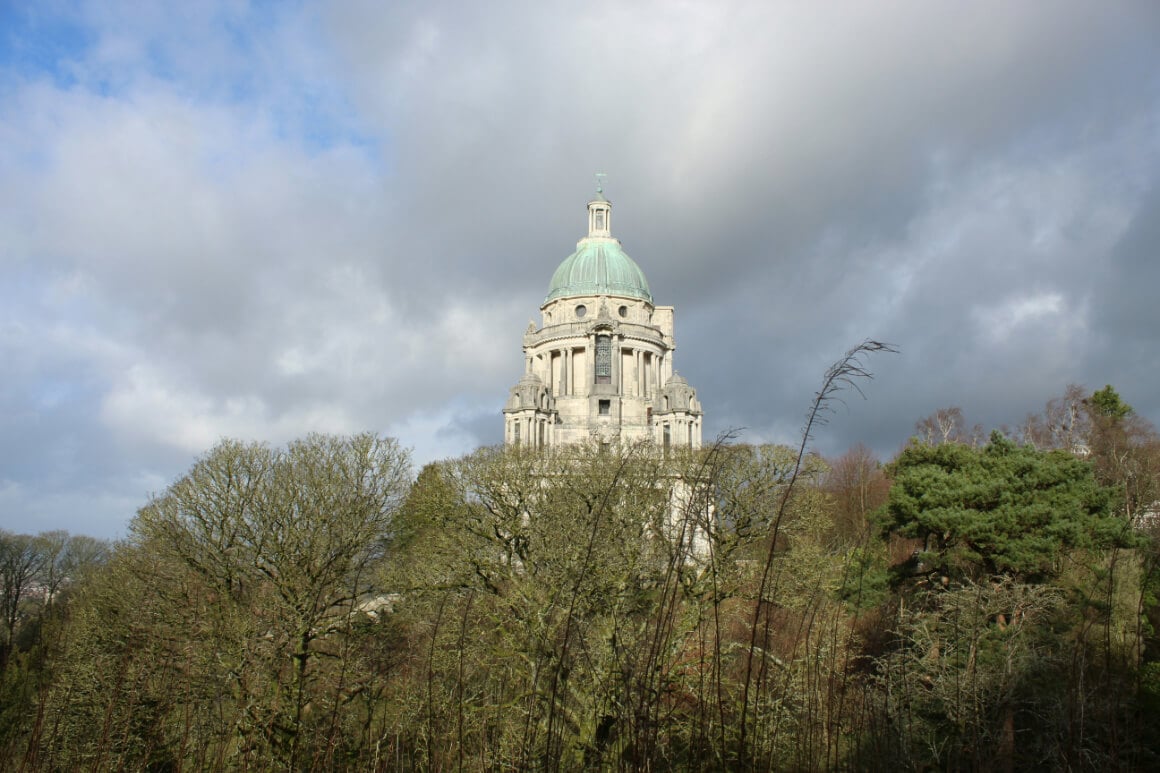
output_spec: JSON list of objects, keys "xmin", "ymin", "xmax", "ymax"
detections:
[{"xmin": 504, "ymin": 187, "xmax": 703, "ymax": 452}]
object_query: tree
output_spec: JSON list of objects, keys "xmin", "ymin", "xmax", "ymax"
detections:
[
  {"xmin": 0, "ymin": 532, "xmax": 46, "ymax": 672},
  {"xmin": 1090, "ymin": 384, "xmax": 1133, "ymax": 420},
  {"xmin": 1018, "ymin": 384, "xmax": 1092, "ymax": 453},
  {"xmin": 36, "ymin": 433, "xmax": 412, "ymax": 769},
  {"xmin": 31, "ymin": 531, "xmax": 107, "ymax": 612},
  {"xmin": 391, "ymin": 443, "xmax": 683, "ymax": 768},
  {"xmin": 1017, "ymin": 383, "xmax": 1160, "ymax": 524},
  {"xmin": 881, "ymin": 432, "xmax": 1127, "ymax": 586},
  {"xmin": 1083, "ymin": 385, "xmax": 1158, "ymax": 508},
  {"xmin": 914, "ymin": 406, "xmax": 982, "ymax": 447},
  {"xmin": 823, "ymin": 443, "xmax": 890, "ymax": 544},
  {"xmin": 880, "ymin": 579, "xmax": 1069, "ymax": 771},
  {"xmin": 879, "ymin": 427, "xmax": 1152, "ymax": 770}
]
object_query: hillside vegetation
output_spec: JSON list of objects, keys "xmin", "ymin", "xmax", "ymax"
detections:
[{"xmin": 3, "ymin": 383, "xmax": 1159, "ymax": 771}]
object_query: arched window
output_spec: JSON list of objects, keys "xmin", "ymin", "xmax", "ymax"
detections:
[{"xmin": 595, "ymin": 334, "xmax": 611, "ymax": 384}]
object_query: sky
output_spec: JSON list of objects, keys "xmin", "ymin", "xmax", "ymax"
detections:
[{"xmin": 1, "ymin": 1, "xmax": 1158, "ymax": 539}]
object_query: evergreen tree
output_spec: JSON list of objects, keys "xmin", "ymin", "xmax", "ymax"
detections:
[{"xmin": 881, "ymin": 431, "xmax": 1129, "ymax": 586}]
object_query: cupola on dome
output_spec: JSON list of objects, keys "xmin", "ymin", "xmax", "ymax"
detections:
[{"xmin": 545, "ymin": 192, "xmax": 652, "ymax": 303}]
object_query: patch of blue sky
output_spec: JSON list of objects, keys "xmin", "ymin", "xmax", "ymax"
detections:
[
  {"xmin": 0, "ymin": 4, "xmax": 94, "ymax": 89},
  {"xmin": 274, "ymin": 94, "xmax": 384, "ymax": 160},
  {"xmin": 1, "ymin": 1, "xmax": 392, "ymax": 172}
]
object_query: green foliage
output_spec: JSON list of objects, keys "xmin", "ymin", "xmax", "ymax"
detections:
[
  {"xmin": 837, "ymin": 545, "xmax": 890, "ymax": 610},
  {"xmin": 881, "ymin": 431, "xmax": 1128, "ymax": 584},
  {"xmin": 388, "ymin": 443, "xmax": 684, "ymax": 767},
  {"xmin": 0, "ymin": 531, "xmax": 47, "ymax": 668},
  {"xmin": 1090, "ymin": 384, "xmax": 1132, "ymax": 419},
  {"xmin": 1139, "ymin": 661, "xmax": 1160, "ymax": 716},
  {"xmin": 7, "ymin": 396, "xmax": 1160, "ymax": 770},
  {"xmin": 30, "ymin": 433, "xmax": 412, "ymax": 770},
  {"xmin": 880, "ymin": 580, "xmax": 1070, "ymax": 771},
  {"xmin": 0, "ymin": 529, "xmax": 109, "ymax": 763},
  {"xmin": 693, "ymin": 443, "xmax": 807, "ymax": 584}
]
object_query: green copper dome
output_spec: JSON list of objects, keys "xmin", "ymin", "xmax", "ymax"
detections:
[
  {"xmin": 546, "ymin": 189, "xmax": 651, "ymax": 303},
  {"xmin": 546, "ymin": 239, "xmax": 652, "ymax": 302}
]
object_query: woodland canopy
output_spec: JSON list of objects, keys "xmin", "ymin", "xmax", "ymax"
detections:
[{"xmin": 2, "ymin": 384, "xmax": 1160, "ymax": 771}]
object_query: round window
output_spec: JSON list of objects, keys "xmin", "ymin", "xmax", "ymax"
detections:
[
  {"xmin": 575, "ymin": 304, "xmax": 587, "ymax": 318},
  {"xmin": 618, "ymin": 305, "xmax": 628, "ymax": 318}
]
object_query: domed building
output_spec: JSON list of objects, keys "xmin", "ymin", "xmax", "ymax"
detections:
[{"xmin": 504, "ymin": 187, "xmax": 703, "ymax": 451}]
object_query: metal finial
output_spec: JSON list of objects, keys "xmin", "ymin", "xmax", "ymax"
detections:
[{"xmin": 595, "ymin": 172, "xmax": 607, "ymax": 194}]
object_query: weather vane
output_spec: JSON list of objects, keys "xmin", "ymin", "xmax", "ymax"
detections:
[{"xmin": 595, "ymin": 172, "xmax": 607, "ymax": 194}]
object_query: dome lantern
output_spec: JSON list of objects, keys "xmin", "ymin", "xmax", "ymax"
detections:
[
  {"xmin": 588, "ymin": 185, "xmax": 611, "ymax": 238},
  {"xmin": 545, "ymin": 188, "xmax": 652, "ymax": 303}
]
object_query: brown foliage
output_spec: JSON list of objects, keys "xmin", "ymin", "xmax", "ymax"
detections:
[{"xmin": 823, "ymin": 443, "xmax": 890, "ymax": 544}]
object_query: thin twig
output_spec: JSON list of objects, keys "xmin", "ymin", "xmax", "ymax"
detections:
[{"xmin": 738, "ymin": 340, "xmax": 897, "ymax": 766}]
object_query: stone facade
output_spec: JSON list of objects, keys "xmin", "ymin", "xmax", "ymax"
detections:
[{"xmin": 504, "ymin": 191, "xmax": 703, "ymax": 451}]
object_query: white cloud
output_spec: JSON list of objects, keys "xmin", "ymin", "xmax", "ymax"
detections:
[{"xmin": 972, "ymin": 291, "xmax": 1067, "ymax": 343}]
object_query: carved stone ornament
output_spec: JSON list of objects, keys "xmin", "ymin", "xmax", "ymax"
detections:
[{"xmin": 589, "ymin": 424, "xmax": 621, "ymax": 443}]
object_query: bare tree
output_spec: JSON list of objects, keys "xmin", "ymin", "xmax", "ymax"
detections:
[
  {"xmin": 914, "ymin": 406, "xmax": 969, "ymax": 443},
  {"xmin": 1019, "ymin": 384, "xmax": 1092, "ymax": 453},
  {"xmin": 0, "ymin": 531, "xmax": 47, "ymax": 671},
  {"xmin": 824, "ymin": 443, "xmax": 889, "ymax": 543},
  {"xmin": 124, "ymin": 432, "xmax": 412, "ymax": 767}
]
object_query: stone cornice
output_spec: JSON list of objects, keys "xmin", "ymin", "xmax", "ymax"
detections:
[
  {"xmin": 523, "ymin": 321, "xmax": 671, "ymax": 348},
  {"xmin": 502, "ymin": 406, "xmax": 559, "ymax": 416}
]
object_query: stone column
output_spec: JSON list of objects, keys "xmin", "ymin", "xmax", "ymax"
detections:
[
  {"xmin": 634, "ymin": 349, "xmax": 641, "ymax": 397},
  {"xmin": 563, "ymin": 348, "xmax": 570, "ymax": 396},
  {"xmin": 586, "ymin": 334, "xmax": 596, "ymax": 391},
  {"xmin": 570, "ymin": 346, "xmax": 578, "ymax": 395},
  {"xmin": 612, "ymin": 336, "xmax": 621, "ymax": 393}
]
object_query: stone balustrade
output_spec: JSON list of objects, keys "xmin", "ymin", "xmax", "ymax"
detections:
[{"xmin": 523, "ymin": 321, "xmax": 671, "ymax": 347}]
